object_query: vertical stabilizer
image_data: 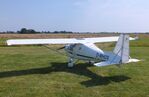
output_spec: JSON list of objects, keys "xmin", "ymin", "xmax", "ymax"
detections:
[
  {"xmin": 94, "ymin": 34, "xmax": 140, "ymax": 67},
  {"xmin": 113, "ymin": 34, "xmax": 129, "ymax": 63}
]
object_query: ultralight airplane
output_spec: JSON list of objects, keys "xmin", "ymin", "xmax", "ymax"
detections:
[{"xmin": 7, "ymin": 34, "xmax": 140, "ymax": 67}]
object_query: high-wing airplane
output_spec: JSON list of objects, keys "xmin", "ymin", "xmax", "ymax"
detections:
[{"xmin": 7, "ymin": 34, "xmax": 140, "ymax": 67}]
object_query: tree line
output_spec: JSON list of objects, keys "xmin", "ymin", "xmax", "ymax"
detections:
[{"xmin": 0, "ymin": 28, "xmax": 73, "ymax": 34}]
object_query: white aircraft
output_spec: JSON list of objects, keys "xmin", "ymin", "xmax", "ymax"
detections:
[{"xmin": 7, "ymin": 34, "xmax": 140, "ymax": 67}]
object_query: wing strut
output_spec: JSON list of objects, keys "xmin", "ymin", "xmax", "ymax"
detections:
[{"xmin": 43, "ymin": 45, "xmax": 67, "ymax": 57}]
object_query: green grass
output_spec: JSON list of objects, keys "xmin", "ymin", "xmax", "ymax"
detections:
[{"xmin": 0, "ymin": 36, "xmax": 149, "ymax": 97}]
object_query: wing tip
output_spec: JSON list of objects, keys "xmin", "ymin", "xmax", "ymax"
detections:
[{"xmin": 6, "ymin": 40, "xmax": 12, "ymax": 46}]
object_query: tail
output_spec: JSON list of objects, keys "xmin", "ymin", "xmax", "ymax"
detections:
[
  {"xmin": 113, "ymin": 34, "xmax": 129, "ymax": 63},
  {"xmin": 94, "ymin": 34, "xmax": 140, "ymax": 67}
]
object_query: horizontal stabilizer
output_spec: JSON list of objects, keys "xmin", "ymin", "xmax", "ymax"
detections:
[
  {"xmin": 128, "ymin": 59, "xmax": 140, "ymax": 63},
  {"xmin": 94, "ymin": 61, "xmax": 119, "ymax": 67},
  {"xmin": 94, "ymin": 59, "xmax": 140, "ymax": 67}
]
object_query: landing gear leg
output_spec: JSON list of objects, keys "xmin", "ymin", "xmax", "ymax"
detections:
[
  {"xmin": 88, "ymin": 61, "xmax": 95, "ymax": 65},
  {"xmin": 68, "ymin": 58, "xmax": 76, "ymax": 68}
]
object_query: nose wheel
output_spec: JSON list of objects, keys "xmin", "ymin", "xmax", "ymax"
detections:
[{"xmin": 68, "ymin": 58, "xmax": 76, "ymax": 68}]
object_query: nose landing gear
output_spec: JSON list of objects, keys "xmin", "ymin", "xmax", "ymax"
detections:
[{"xmin": 68, "ymin": 58, "xmax": 77, "ymax": 68}]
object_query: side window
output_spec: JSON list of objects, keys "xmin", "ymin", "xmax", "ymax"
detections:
[{"xmin": 69, "ymin": 44, "xmax": 76, "ymax": 51}]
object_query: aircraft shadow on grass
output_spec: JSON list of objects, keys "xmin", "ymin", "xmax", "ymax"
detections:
[{"xmin": 0, "ymin": 62, "xmax": 130, "ymax": 87}]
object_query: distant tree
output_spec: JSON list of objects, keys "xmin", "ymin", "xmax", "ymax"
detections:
[
  {"xmin": 53, "ymin": 31, "xmax": 59, "ymax": 33},
  {"xmin": 53, "ymin": 31, "xmax": 73, "ymax": 34},
  {"xmin": 27, "ymin": 29, "xmax": 36, "ymax": 34},
  {"xmin": 6, "ymin": 31, "xmax": 15, "ymax": 34},
  {"xmin": 16, "ymin": 28, "xmax": 74, "ymax": 34},
  {"xmin": 17, "ymin": 28, "xmax": 27, "ymax": 34},
  {"xmin": 17, "ymin": 28, "xmax": 39, "ymax": 34}
]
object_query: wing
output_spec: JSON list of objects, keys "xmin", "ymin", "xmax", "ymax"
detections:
[{"xmin": 7, "ymin": 36, "xmax": 135, "ymax": 46}]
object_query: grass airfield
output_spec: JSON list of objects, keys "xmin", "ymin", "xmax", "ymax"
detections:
[{"xmin": 0, "ymin": 34, "xmax": 149, "ymax": 97}]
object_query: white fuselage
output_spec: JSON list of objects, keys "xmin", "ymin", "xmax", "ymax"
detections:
[{"xmin": 64, "ymin": 43, "xmax": 109, "ymax": 62}]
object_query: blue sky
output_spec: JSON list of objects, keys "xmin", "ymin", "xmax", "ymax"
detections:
[{"xmin": 0, "ymin": 0, "xmax": 149, "ymax": 32}]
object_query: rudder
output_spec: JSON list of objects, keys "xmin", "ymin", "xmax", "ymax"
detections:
[{"xmin": 113, "ymin": 34, "xmax": 129, "ymax": 63}]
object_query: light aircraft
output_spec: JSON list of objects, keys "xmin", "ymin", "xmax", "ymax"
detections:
[{"xmin": 7, "ymin": 34, "xmax": 140, "ymax": 67}]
